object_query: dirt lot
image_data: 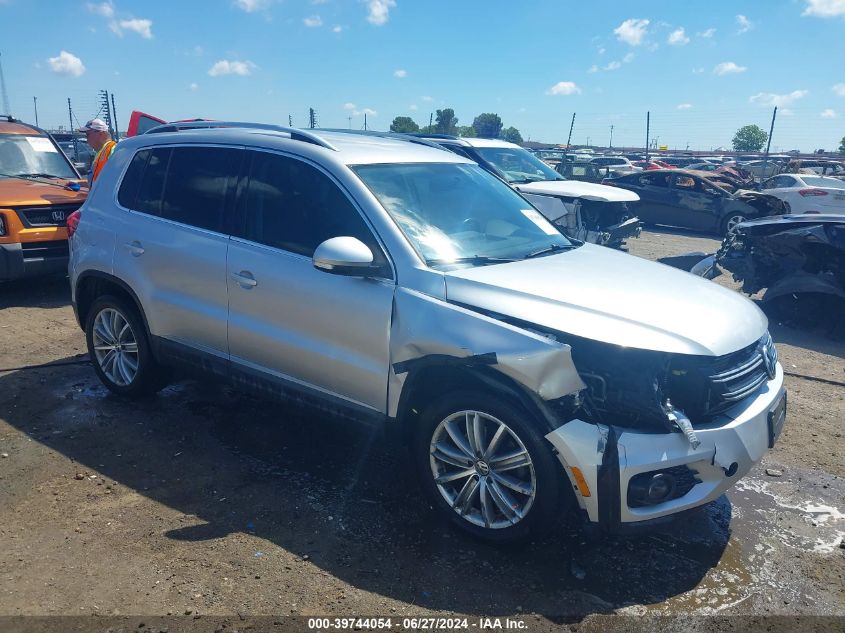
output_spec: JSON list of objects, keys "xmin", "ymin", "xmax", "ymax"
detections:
[{"xmin": 1, "ymin": 228, "xmax": 843, "ymax": 631}]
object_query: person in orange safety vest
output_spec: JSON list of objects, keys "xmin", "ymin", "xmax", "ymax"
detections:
[{"xmin": 78, "ymin": 118, "xmax": 117, "ymax": 186}]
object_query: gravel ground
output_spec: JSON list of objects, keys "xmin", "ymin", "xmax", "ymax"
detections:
[{"xmin": 0, "ymin": 228, "xmax": 843, "ymax": 632}]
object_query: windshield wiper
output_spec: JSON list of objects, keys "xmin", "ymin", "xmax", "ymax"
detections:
[
  {"xmin": 523, "ymin": 243, "xmax": 577, "ymax": 259},
  {"xmin": 428, "ymin": 255, "xmax": 517, "ymax": 266},
  {"xmin": 18, "ymin": 172, "xmax": 65, "ymax": 179}
]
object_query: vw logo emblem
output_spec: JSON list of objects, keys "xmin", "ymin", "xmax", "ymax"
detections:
[
  {"xmin": 762, "ymin": 345, "xmax": 777, "ymax": 380},
  {"xmin": 52, "ymin": 210, "xmax": 66, "ymax": 222},
  {"xmin": 475, "ymin": 460, "xmax": 490, "ymax": 476}
]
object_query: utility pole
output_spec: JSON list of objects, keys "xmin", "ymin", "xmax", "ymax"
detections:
[
  {"xmin": 609, "ymin": 124, "xmax": 614, "ymax": 150},
  {"xmin": 429, "ymin": 112, "xmax": 433, "ymax": 132},
  {"xmin": 347, "ymin": 116, "xmax": 352, "ymax": 129},
  {"xmin": 308, "ymin": 107, "xmax": 316, "ymax": 129},
  {"xmin": 763, "ymin": 106, "xmax": 777, "ymax": 178},
  {"xmin": 68, "ymin": 98, "xmax": 78, "ymax": 161},
  {"xmin": 111, "ymin": 93, "xmax": 119, "ymax": 138},
  {"xmin": 364, "ymin": 112, "xmax": 368, "ymax": 131},
  {"xmin": 288, "ymin": 114, "xmax": 292, "ymax": 127},
  {"xmin": 563, "ymin": 112, "xmax": 575, "ymax": 162},
  {"xmin": 33, "ymin": 96, "xmax": 38, "ymax": 127},
  {"xmin": 0, "ymin": 52, "xmax": 10, "ymax": 115},
  {"xmin": 645, "ymin": 111, "xmax": 650, "ymax": 161},
  {"xmin": 586, "ymin": 136, "xmax": 591, "ymax": 147},
  {"xmin": 99, "ymin": 90, "xmax": 113, "ymax": 136}
]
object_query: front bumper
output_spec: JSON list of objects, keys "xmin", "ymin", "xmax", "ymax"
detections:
[
  {"xmin": 546, "ymin": 362, "xmax": 785, "ymax": 529},
  {"xmin": 0, "ymin": 241, "xmax": 69, "ymax": 280}
]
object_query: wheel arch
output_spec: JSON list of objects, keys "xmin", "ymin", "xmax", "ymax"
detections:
[{"xmin": 75, "ymin": 272, "xmax": 153, "ymax": 342}]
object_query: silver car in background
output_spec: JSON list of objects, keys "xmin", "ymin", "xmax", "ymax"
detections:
[{"xmin": 68, "ymin": 123, "xmax": 786, "ymax": 541}]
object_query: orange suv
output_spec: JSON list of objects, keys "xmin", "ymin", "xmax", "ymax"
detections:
[{"xmin": 0, "ymin": 117, "xmax": 87, "ymax": 280}]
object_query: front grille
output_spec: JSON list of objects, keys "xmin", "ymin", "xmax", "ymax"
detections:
[
  {"xmin": 14, "ymin": 203, "xmax": 81, "ymax": 227},
  {"xmin": 668, "ymin": 333, "xmax": 776, "ymax": 422},
  {"xmin": 20, "ymin": 240, "xmax": 69, "ymax": 260}
]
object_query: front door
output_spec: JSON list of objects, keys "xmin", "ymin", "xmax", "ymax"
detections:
[{"xmin": 226, "ymin": 150, "xmax": 395, "ymax": 413}]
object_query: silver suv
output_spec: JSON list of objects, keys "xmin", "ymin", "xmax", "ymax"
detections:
[{"xmin": 69, "ymin": 123, "xmax": 786, "ymax": 542}]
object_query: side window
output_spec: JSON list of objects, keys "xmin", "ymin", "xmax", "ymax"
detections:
[
  {"xmin": 117, "ymin": 149, "xmax": 150, "ymax": 209},
  {"xmin": 243, "ymin": 151, "xmax": 382, "ymax": 261},
  {"xmin": 132, "ymin": 147, "xmax": 171, "ymax": 216},
  {"xmin": 639, "ymin": 173, "xmax": 669, "ymax": 187},
  {"xmin": 673, "ymin": 175, "xmax": 696, "ymax": 189},
  {"xmin": 159, "ymin": 147, "xmax": 241, "ymax": 232}
]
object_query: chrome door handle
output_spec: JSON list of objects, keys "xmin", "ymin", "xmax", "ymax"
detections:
[
  {"xmin": 231, "ymin": 270, "xmax": 257, "ymax": 288},
  {"xmin": 124, "ymin": 241, "xmax": 145, "ymax": 257}
]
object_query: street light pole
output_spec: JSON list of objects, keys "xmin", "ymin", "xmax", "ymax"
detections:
[{"xmin": 33, "ymin": 96, "xmax": 38, "ymax": 127}]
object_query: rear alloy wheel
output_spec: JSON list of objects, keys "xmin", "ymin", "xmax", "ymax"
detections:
[
  {"xmin": 85, "ymin": 295, "xmax": 168, "ymax": 397},
  {"xmin": 722, "ymin": 213, "xmax": 747, "ymax": 236},
  {"xmin": 415, "ymin": 391, "xmax": 565, "ymax": 542}
]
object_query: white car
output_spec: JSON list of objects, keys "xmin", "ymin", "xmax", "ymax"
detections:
[{"xmin": 760, "ymin": 174, "xmax": 845, "ymax": 215}]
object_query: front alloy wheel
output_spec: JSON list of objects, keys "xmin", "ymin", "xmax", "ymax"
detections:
[
  {"xmin": 723, "ymin": 213, "xmax": 747, "ymax": 236},
  {"xmin": 430, "ymin": 410, "xmax": 537, "ymax": 529}
]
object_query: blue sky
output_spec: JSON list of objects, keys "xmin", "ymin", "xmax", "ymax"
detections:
[{"xmin": 2, "ymin": 0, "xmax": 845, "ymax": 151}]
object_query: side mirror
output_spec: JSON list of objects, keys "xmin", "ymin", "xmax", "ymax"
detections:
[{"xmin": 313, "ymin": 236, "xmax": 379, "ymax": 277}]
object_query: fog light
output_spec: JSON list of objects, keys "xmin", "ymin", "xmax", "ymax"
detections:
[{"xmin": 646, "ymin": 473, "xmax": 675, "ymax": 502}]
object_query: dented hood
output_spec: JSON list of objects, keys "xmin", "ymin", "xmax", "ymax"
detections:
[
  {"xmin": 443, "ymin": 244, "xmax": 767, "ymax": 357},
  {"xmin": 514, "ymin": 180, "xmax": 639, "ymax": 203}
]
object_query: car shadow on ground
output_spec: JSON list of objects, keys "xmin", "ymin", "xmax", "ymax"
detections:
[
  {"xmin": 0, "ymin": 361, "xmax": 732, "ymax": 618},
  {"xmin": 0, "ymin": 274, "xmax": 71, "ymax": 310}
]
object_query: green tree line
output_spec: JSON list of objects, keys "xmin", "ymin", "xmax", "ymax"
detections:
[{"xmin": 390, "ymin": 108, "xmax": 523, "ymax": 143}]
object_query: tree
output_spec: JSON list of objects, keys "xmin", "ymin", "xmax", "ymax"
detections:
[
  {"xmin": 389, "ymin": 116, "xmax": 419, "ymax": 133},
  {"xmin": 732, "ymin": 125, "xmax": 768, "ymax": 152},
  {"xmin": 501, "ymin": 126, "xmax": 523, "ymax": 144},
  {"xmin": 434, "ymin": 108, "xmax": 458, "ymax": 135},
  {"xmin": 839, "ymin": 136, "xmax": 845, "ymax": 154},
  {"xmin": 457, "ymin": 125, "xmax": 476, "ymax": 138},
  {"xmin": 472, "ymin": 113, "xmax": 503, "ymax": 139}
]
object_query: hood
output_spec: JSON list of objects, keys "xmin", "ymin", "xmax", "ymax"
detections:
[
  {"xmin": 515, "ymin": 179, "xmax": 639, "ymax": 203},
  {"xmin": 443, "ymin": 244, "xmax": 767, "ymax": 357},
  {"xmin": 0, "ymin": 177, "xmax": 88, "ymax": 207}
]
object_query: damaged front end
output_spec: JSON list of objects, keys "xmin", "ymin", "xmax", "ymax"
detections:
[{"xmin": 709, "ymin": 214, "xmax": 845, "ymax": 302}]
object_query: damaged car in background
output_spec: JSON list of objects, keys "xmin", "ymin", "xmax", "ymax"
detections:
[
  {"xmin": 605, "ymin": 169, "xmax": 788, "ymax": 235},
  {"xmin": 415, "ymin": 135, "xmax": 642, "ymax": 249},
  {"xmin": 692, "ymin": 214, "xmax": 845, "ymax": 310}
]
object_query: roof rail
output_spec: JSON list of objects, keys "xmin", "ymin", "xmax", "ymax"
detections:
[
  {"xmin": 315, "ymin": 128, "xmax": 446, "ymax": 151},
  {"xmin": 410, "ymin": 133, "xmax": 460, "ymax": 140},
  {"xmin": 145, "ymin": 121, "xmax": 337, "ymax": 151},
  {"xmin": 0, "ymin": 114, "xmax": 18, "ymax": 123}
]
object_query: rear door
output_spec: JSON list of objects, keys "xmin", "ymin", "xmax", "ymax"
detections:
[
  {"xmin": 667, "ymin": 174, "xmax": 722, "ymax": 230},
  {"xmin": 629, "ymin": 172, "xmax": 672, "ymax": 223},
  {"xmin": 226, "ymin": 150, "xmax": 395, "ymax": 413},
  {"xmin": 113, "ymin": 144, "xmax": 241, "ymax": 372}
]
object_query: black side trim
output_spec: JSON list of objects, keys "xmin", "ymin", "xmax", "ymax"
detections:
[
  {"xmin": 230, "ymin": 358, "xmax": 386, "ymax": 428},
  {"xmin": 153, "ymin": 336, "xmax": 229, "ymax": 380},
  {"xmin": 596, "ymin": 425, "xmax": 621, "ymax": 532}
]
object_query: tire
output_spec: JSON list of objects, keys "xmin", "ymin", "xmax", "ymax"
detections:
[
  {"xmin": 720, "ymin": 212, "xmax": 747, "ymax": 237},
  {"xmin": 413, "ymin": 391, "xmax": 566, "ymax": 542},
  {"xmin": 85, "ymin": 294, "xmax": 168, "ymax": 397}
]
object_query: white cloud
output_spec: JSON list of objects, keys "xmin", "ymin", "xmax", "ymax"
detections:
[
  {"xmin": 116, "ymin": 18, "xmax": 153, "ymax": 38},
  {"xmin": 598, "ymin": 47, "xmax": 606, "ymax": 55},
  {"xmin": 47, "ymin": 51, "xmax": 86, "ymax": 77},
  {"xmin": 343, "ymin": 102, "xmax": 357, "ymax": 110},
  {"xmin": 692, "ymin": 67, "xmax": 705, "ymax": 74},
  {"xmin": 362, "ymin": 108, "xmax": 377, "ymax": 115},
  {"xmin": 421, "ymin": 95, "xmax": 433, "ymax": 102},
  {"xmin": 546, "ymin": 81, "xmax": 581, "ymax": 96},
  {"xmin": 333, "ymin": 25, "xmax": 343, "ymax": 32},
  {"xmin": 821, "ymin": 109, "xmax": 838, "ymax": 118},
  {"xmin": 394, "ymin": 69, "xmax": 407, "ymax": 78},
  {"xmin": 714, "ymin": 61, "xmax": 747, "ymax": 75},
  {"xmin": 668, "ymin": 27, "xmax": 689, "ymax": 45},
  {"xmin": 191, "ymin": 45, "xmax": 204, "ymax": 56},
  {"xmin": 604, "ymin": 61, "xmax": 621, "ymax": 71},
  {"xmin": 736, "ymin": 14, "xmax": 752, "ymax": 34},
  {"xmin": 623, "ymin": 52, "xmax": 635, "ymax": 63},
  {"xmin": 749, "ymin": 90, "xmax": 809, "ymax": 107},
  {"xmin": 189, "ymin": 82, "xmax": 199, "ymax": 91},
  {"xmin": 208, "ymin": 59, "xmax": 255, "ymax": 76},
  {"xmin": 303, "ymin": 15, "xmax": 322, "ymax": 27},
  {"xmin": 234, "ymin": 0, "xmax": 270, "ymax": 12},
  {"xmin": 833, "ymin": 83, "xmax": 845, "ymax": 96},
  {"xmin": 677, "ymin": 103, "xmax": 693, "ymax": 110},
  {"xmin": 588, "ymin": 65, "xmax": 599, "ymax": 73},
  {"xmin": 698, "ymin": 27, "xmax": 716, "ymax": 38},
  {"xmin": 802, "ymin": 0, "xmax": 845, "ymax": 17},
  {"xmin": 365, "ymin": 0, "xmax": 395, "ymax": 26},
  {"xmin": 409, "ymin": 104, "xmax": 417, "ymax": 111},
  {"xmin": 613, "ymin": 18, "xmax": 649, "ymax": 45},
  {"xmin": 87, "ymin": 1, "xmax": 114, "ymax": 18}
]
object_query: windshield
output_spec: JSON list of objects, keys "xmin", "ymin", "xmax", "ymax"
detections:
[
  {"xmin": 802, "ymin": 176, "xmax": 845, "ymax": 189},
  {"xmin": 474, "ymin": 146, "xmax": 564, "ymax": 184},
  {"xmin": 0, "ymin": 134, "xmax": 77, "ymax": 179},
  {"xmin": 354, "ymin": 163, "xmax": 573, "ymax": 268}
]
